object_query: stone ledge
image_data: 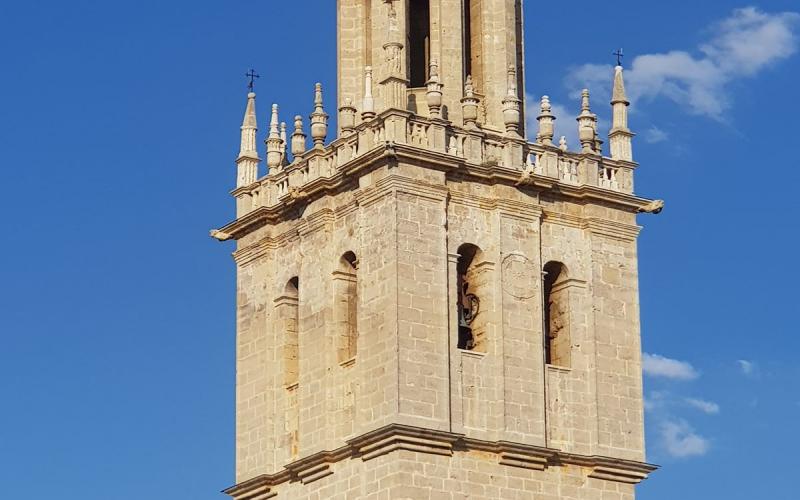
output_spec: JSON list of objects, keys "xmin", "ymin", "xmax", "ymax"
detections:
[
  {"xmin": 352, "ymin": 424, "xmax": 457, "ymax": 460},
  {"xmin": 222, "ymin": 424, "xmax": 659, "ymax": 499},
  {"xmin": 589, "ymin": 464, "xmax": 651, "ymax": 484},
  {"xmin": 213, "ymin": 143, "xmax": 657, "ymax": 243}
]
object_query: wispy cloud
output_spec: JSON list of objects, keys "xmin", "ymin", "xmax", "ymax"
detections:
[
  {"xmin": 685, "ymin": 398, "xmax": 721, "ymax": 415},
  {"xmin": 550, "ymin": 103, "xmax": 579, "ymax": 149},
  {"xmin": 660, "ymin": 419, "xmax": 711, "ymax": 458},
  {"xmin": 737, "ymin": 359, "xmax": 758, "ymax": 377},
  {"xmin": 644, "ymin": 126, "xmax": 669, "ymax": 144},
  {"xmin": 646, "ymin": 391, "xmax": 717, "ymax": 460},
  {"xmin": 565, "ymin": 7, "xmax": 800, "ymax": 120},
  {"xmin": 643, "ymin": 353, "xmax": 700, "ymax": 381},
  {"xmin": 644, "ymin": 391, "xmax": 669, "ymax": 412}
]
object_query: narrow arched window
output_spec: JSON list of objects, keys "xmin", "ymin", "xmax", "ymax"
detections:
[
  {"xmin": 280, "ymin": 277, "xmax": 300, "ymax": 386},
  {"xmin": 364, "ymin": 0, "xmax": 373, "ymax": 67},
  {"xmin": 456, "ymin": 243, "xmax": 487, "ymax": 352},
  {"xmin": 543, "ymin": 262, "xmax": 570, "ymax": 367},
  {"xmin": 409, "ymin": 0, "xmax": 431, "ymax": 87},
  {"xmin": 334, "ymin": 252, "xmax": 358, "ymax": 364},
  {"xmin": 463, "ymin": 0, "xmax": 483, "ymax": 90}
]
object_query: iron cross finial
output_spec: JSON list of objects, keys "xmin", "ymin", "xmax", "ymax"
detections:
[
  {"xmin": 613, "ymin": 49, "xmax": 624, "ymax": 67},
  {"xmin": 246, "ymin": 69, "xmax": 260, "ymax": 92}
]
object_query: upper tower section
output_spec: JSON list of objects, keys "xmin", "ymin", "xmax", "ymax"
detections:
[
  {"xmin": 216, "ymin": 6, "xmax": 665, "ymax": 498},
  {"xmin": 337, "ymin": 0, "xmax": 525, "ymax": 135}
]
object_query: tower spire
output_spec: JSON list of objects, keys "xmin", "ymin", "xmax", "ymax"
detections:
[
  {"xmin": 612, "ymin": 64, "xmax": 629, "ymax": 106},
  {"xmin": 291, "ymin": 115, "xmax": 307, "ymax": 157},
  {"xmin": 502, "ymin": 65, "xmax": 522, "ymax": 137},
  {"xmin": 577, "ymin": 89, "xmax": 598, "ymax": 154},
  {"xmin": 362, "ymin": 67, "xmax": 375, "ymax": 121},
  {"xmin": 537, "ymin": 95, "xmax": 555, "ymax": 146},
  {"xmin": 310, "ymin": 83, "xmax": 329, "ymax": 148},
  {"xmin": 426, "ymin": 60, "xmax": 444, "ymax": 118},
  {"xmin": 609, "ymin": 64, "xmax": 634, "ymax": 161},
  {"xmin": 266, "ymin": 104, "xmax": 283, "ymax": 172},
  {"xmin": 236, "ymin": 90, "xmax": 260, "ymax": 188},
  {"xmin": 280, "ymin": 122, "xmax": 289, "ymax": 166}
]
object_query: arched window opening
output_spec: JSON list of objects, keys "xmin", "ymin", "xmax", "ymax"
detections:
[
  {"xmin": 463, "ymin": 0, "xmax": 483, "ymax": 91},
  {"xmin": 543, "ymin": 262, "xmax": 570, "ymax": 367},
  {"xmin": 364, "ymin": 0, "xmax": 372, "ymax": 66},
  {"xmin": 334, "ymin": 252, "xmax": 359, "ymax": 364},
  {"xmin": 408, "ymin": 0, "xmax": 431, "ymax": 87},
  {"xmin": 456, "ymin": 243, "xmax": 487, "ymax": 352},
  {"xmin": 281, "ymin": 277, "xmax": 300, "ymax": 386}
]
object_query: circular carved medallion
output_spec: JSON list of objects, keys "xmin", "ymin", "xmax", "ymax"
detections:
[{"xmin": 502, "ymin": 254, "xmax": 537, "ymax": 299}]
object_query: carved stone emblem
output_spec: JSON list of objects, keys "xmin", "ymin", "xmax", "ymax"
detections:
[{"xmin": 502, "ymin": 253, "xmax": 537, "ymax": 299}]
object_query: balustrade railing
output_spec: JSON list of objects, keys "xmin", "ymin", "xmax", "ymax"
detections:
[{"xmin": 237, "ymin": 113, "xmax": 632, "ymax": 212}]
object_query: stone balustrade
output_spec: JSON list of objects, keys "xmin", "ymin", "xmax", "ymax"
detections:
[{"xmin": 232, "ymin": 110, "xmax": 636, "ymax": 215}]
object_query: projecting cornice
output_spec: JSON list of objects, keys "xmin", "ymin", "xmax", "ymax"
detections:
[
  {"xmin": 584, "ymin": 217, "xmax": 643, "ymax": 241},
  {"xmin": 222, "ymin": 424, "xmax": 658, "ymax": 499},
  {"xmin": 213, "ymin": 145, "xmax": 658, "ymax": 243}
]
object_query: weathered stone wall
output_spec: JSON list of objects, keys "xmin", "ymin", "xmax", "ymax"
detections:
[
  {"xmin": 231, "ymin": 158, "xmax": 647, "ymax": 489},
  {"xmin": 260, "ymin": 449, "xmax": 636, "ymax": 500},
  {"xmin": 336, "ymin": 0, "xmax": 525, "ymax": 136}
]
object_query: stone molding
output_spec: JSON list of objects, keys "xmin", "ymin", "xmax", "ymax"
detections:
[
  {"xmin": 229, "ymin": 184, "xmax": 642, "ymax": 268},
  {"xmin": 213, "ymin": 138, "xmax": 657, "ymax": 243},
  {"xmin": 297, "ymin": 207, "xmax": 334, "ymax": 238},
  {"xmin": 448, "ymin": 189, "xmax": 543, "ymax": 223},
  {"xmin": 542, "ymin": 210, "xmax": 585, "ymax": 230},
  {"xmin": 232, "ymin": 226, "xmax": 299, "ymax": 266},
  {"xmin": 222, "ymin": 424, "xmax": 658, "ymax": 499},
  {"xmin": 388, "ymin": 174, "xmax": 450, "ymax": 204},
  {"xmin": 583, "ymin": 217, "xmax": 642, "ymax": 241}
]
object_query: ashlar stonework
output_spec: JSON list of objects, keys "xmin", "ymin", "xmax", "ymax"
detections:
[{"xmin": 213, "ymin": 1, "xmax": 663, "ymax": 498}]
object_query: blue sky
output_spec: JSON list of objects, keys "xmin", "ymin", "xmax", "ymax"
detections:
[{"xmin": 0, "ymin": 1, "xmax": 798, "ymax": 499}]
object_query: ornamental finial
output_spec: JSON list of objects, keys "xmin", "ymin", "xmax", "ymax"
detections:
[{"xmin": 310, "ymin": 83, "xmax": 329, "ymax": 148}]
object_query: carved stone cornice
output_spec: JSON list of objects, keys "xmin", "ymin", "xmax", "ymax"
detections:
[
  {"xmin": 297, "ymin": 208, "xmax": 334, "ymax": 238},
  {"xmin": 561, "ymin": 453, "xmax": 658, "ymax": 484},
  {"xmin": 583, "ymin": 217, "xmax": 642, "ymax": 241},
  {"xmin": 447, "ymin": 189, "xmax": 493, "ymax": 210},
  {"xmin": 350, "ymin": 424, "xmax": 458, "ymax": 460},
  {"xmin": 353, "ymin": 181, "xmax": 394, "ymax": 209},
  {"xmin": 222, "ymin": 424, "xmax": 658, "ymax": 499},
  {"xmin": 542, "ymin": 210, "xmax": 585, "ymax": 229},
  {"xmin": 232, "ymin": 227, "xmax": 299, "ymax": 266},
  {"xmin": 212, "ymin": 141, "xmax": 657, "ymax": 243},
  {"xmin": 383, "ymin": 174, "xmax": 449, "ymax": 203},
  {"xmin": 333, "ymin": 198, "xmax": 360, "ymax": 219},
  {"xmin": 448, "ymin": 190, "xmax": 542, "ymax": 223},
  {"xmin": 495, "ymin": 199, "xmax": 542, "ymax": 223}
]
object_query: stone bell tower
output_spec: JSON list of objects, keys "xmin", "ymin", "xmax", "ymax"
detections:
[
  {"xmin": 338, "ymin": 0, "xmax": 525, "ymax": 135},
  {"xmin": 213, "ymin": 1, "xmax": 663, "ymax": 498}
]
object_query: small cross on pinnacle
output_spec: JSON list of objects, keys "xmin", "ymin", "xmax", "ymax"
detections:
[
  {"xmin": 613, "ymin": 49, "xmax": 624, "ymax": 67},
  {"xmin": 246, "ymin": 69, "xmax": 260, "ymax": 92}
]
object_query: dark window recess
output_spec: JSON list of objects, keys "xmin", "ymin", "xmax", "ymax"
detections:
[
  {"xmin": 456, "ymin": 244, "xmax": 480, "ymax": 350},
  {"xmin": 409, "ymin": 0, "xmax": 431, "ymax": 87}
]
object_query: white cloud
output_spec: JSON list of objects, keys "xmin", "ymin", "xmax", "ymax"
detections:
[
  {"xmin": 644, "ymin": 126, "xmax": 669, "ymax": 144},
  {"xmin": 644, "ymin": 391, "xmax": 668, "ymax": 412},
  {"xmin": 550, "ymin": 103, "xmax": 579, "ymax": 150},
  {"xmin": 643, "ymin": 353, "xmax": 700, "ymax": 381},
  {"xmin": 737, "ymin": 359, "xmax": 757, "ymax": 377},
  {"xmin": 565, "ymin": 7, "xmax": 800, "ymax": 120},
  {"xmin": 685, "ymin": 398, "xmax": 721, "ymax": 415},
  {"xmin": 660, "ymin": 419, "xmax": 710, "ymax": 458}
]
